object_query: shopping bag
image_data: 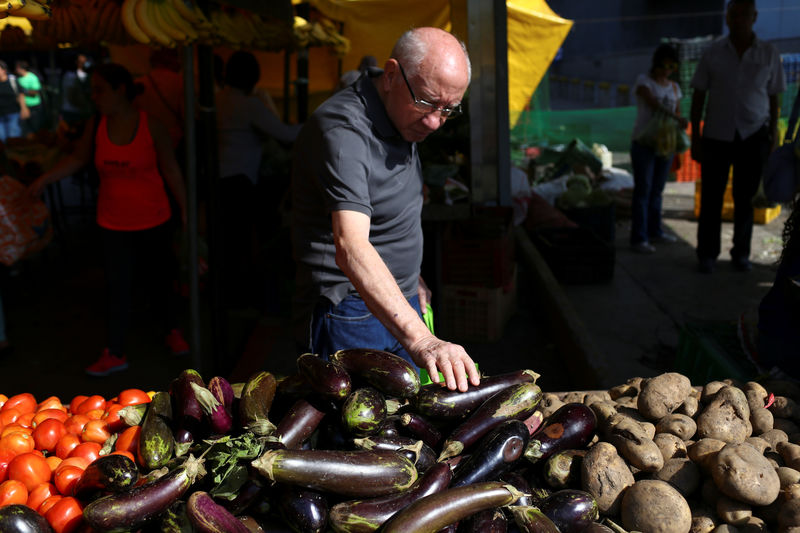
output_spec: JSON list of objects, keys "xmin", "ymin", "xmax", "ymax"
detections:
[
  {"xmin": 636, "ymin": 111, "xmax": 683, "ymax": 157},
  {"xmin": 0, "ymin": 175, "xmax": 52, "ymax": 266}
]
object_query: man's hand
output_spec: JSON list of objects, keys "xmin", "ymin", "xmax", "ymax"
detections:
[{"xmin": 409, "ymin": 335, "xmax": 480, "ymax": 392}]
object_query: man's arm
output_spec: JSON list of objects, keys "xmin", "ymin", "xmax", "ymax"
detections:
[
  {"xmin": 332, "ymin": 209, "xmax": 480, "ymax": 391},
  {"xmin": 690, "ymin": 88, "xmax": 706, "ymax": 163}
]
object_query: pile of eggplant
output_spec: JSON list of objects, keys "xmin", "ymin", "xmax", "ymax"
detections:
[{"xmin": 22, "ymin": 350, "xmax": 608, "ymax": 532}]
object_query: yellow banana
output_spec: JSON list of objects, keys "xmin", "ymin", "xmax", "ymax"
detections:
[
  {"xmin": 169, "ymin": 0, "xmax": 197, "ymax": 24},
  {"xmin": 121, "ymin": 0, "xmax": 149, "ymax": 44},
  {"xmin": 159, "ymin": 0, "xmax": 196, "ymax": 41},
  {"xmin": 12, "ymin": 0, "xmax": 50, "ymax": 20},
  {"xmin": 0, "ymin": 0, "xmax": 26, "ymax": 13},
  {"xmin": 136, "ymin": 0, "xmax": 172, "ymax": 47},
  {"xmin": 152, "ymin": 0, "xmax": 185, "ymax": 43}
]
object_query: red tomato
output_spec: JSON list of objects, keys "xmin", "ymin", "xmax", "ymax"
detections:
[
  {"xmin": 102, "ymin": 403, "xmax": 126, "ymax": 433},
  {"xmin": 27, "ymin": 481, "xmax": 57, "ymax": 511},
  {"xmin": 63, "ymin": 415, "xmax": 90, "ymax": 436},
  {"xmin": 33, "ymin": 408, "xmax": 69, "ymax": 427},
  {"xmin": 117, "ymin": 389, "xmax": 151, "ymax": 407},
  {"xmin": 33, "ymin": 419, "xmax": 67, "ymax": 453},
  {"xmin": 45, "ymin": 456, "xmax": 62, "ymax": 473},
  {"xmin": 53, "ymin": 465, "xmax": 83, "ymax": 496},
  {"xmin": 0, "ymin": 448, "xmax": 15, "ymax": 483},
  {"xmin": 75, "ymin": 395, "xmax": 106, "ymax": 416},
  {"xmin": 0, "ymin": 478, "xmax": 28, "ymax": 506},
  {"xmin": 2, "ymin": 393, "xmax": 37, "ymax": 415},
  {"xmin": 0, "ymin": 407, "xmax": 21, "ymax": 427},
  {"xmin": 68, "ymin": 396, "xmax": 88, "ymax": 414},
  {"xmin": 8, "ymin": 452, "xmax": 52, "ymax": 490},
  {"xmin": 67, "ymin": 442, "xmax": 101, "ymax": 464},
  {"xmin": 37, "ymin": 396, "xmax": 65, "ymax": 413},
  {"xmin": 39, "ymin": 494, "xmax": 63, "ymax": 515},
  {"xmin": 15, "ymin": 412, "xmax": 35, "ymax": 429},
  {"xmin": 0, "ymin": 431, "xmax": 35, "ymax": 455},
  {"xmin": 114, "ymin": 425, "xmax": 141, "ymax": 455},
  {"xmin": 55, "ymin": 433, "xmax": 81, "ymax": 459},
  {"xmin": 0, "ymin": 394, "xmax": 7, "ymax": 409},
  {"xmin": 54, "ymin": 457, "xmax": 90, "ymax": 476},
  {"xmin": 1, "ymin": 423, "xmax": 30, "ymax": 439},
  {"xmin": 45, "ymin": 496, "xmax": 84, "ymax": 533},
  {"xmin": 81, "ymin": 420, "xmax": 110, "ymax": 444}
]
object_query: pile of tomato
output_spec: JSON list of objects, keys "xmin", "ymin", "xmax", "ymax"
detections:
[{"xmin": 0, "ymin": 389, "xmax": 152, "ymax": 533}]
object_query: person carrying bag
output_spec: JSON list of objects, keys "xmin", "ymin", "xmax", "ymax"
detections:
[{"xmin": 763, "ymin": 85, "xmax": 800, "ymax": 204}]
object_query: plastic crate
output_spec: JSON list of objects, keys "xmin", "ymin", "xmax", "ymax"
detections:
[
  {"xmin": 674, "ymin": 320, "xmax": 760, "ymax": 385},
  {"xmin": 440, "ymin": 267, "xmax": 517, "ymax": 342},
  {"xmin": 530, "ymin": 227, "xmax": 614, "ymax": 285},
  {"xmin": 693, "ymin": 179, "xmax": 782, "ymax": 224},
  {"xmin": 442, "ymin": 207, "xmax": 515, "ymax": 287}
]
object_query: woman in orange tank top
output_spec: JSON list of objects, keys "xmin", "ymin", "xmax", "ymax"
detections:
[{"xmin": 28, "ymin": 63, "xmax": 188, "ymax": 376}]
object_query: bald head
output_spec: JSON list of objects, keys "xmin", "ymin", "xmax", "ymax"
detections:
[{"xmin": 391, "ymin": 27, "xmax": 471, "ymax": 84}]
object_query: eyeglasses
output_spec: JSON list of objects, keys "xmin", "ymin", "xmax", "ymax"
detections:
[
  {"xmin": 662, "ymin": 61, "xmax": 679, "ymax": 70},
  {"xmin": 396, "ymin": 61, "xmax": 462, "ymax": 119}
]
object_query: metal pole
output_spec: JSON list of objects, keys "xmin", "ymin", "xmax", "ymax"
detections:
[{"xmin": 183, "ymin": 45, "xmax": 201, "ymax": 372}]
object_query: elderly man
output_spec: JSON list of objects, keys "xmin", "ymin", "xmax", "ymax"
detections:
[{"xmin": 291, "ymin": 27, "xmax": 479, "ymax": 391}]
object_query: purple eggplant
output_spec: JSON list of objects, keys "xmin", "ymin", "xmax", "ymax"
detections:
[
  {"xmin": 0, "ymin": 504, "xmax": 54, "ymax": 532},
  {"xmin": 275, "ymin": 485, "xmax": 328, "ymax": 533},
  {"xmin": 524, "ymin": 403, "xmax": 597, "ymax": 464},
  {"xmin": 208, "ymin": 376, "xmax": 235, "ymax": 412},
  {"xmin": 331, "ymin": 348, "xmax": 421, "ymax": 398},
  {"xmin": 413, "ymin": 369, "xmax": 539, "ymax": 420},
  {"xmin": 439, "ymin": 381, "xmax": 542, "ymax": 461},
  {"xmin": 187, "ymin": 490, "xmax": 250, "ymax": 533},
  {"xmin": 399, "ymin": 412, "xmax": 443, "ymax": 450},
  {"xmin": 459, "ymin": 508, "xmax": 508, "ymax": 533},
  {"xmin": 297, "ymin": 353, "xmax": 352, "ymax": 402},
  {"xmin": 451, "ymin": 419, "xmax": 530, "ymax": 488},
  {"xmin": 239, "ymin": 371, "xmax": 277, "ymax": 436},
  {"xmin": 341, "ymin": 387, "xmax": 387, "ymax": 438},
  {"xmin": 500, "ymin": 470, "xmax": 536, "ymax": 507},
  {"xmin": 543, "ymin": 449, "xmax": 587, "ymax": 489},
  {"xmin": 510, "ymin": 506, "xmax": 561, "ymax": 533},
  {"xmin": 275, "ymin": 398, "xmax": 327, "ymax": 449},
  {"xmin": 537, "ymin": 489, "xmax": 599, "ymax": 533},
  {"xmin": 353, "ymin": 435, "xmax": 436, "ymax": 473},
  {"xmin": 328, "ymin": 462, "xmax": 453, "ymax": 533},
  {"xmin": 171, "ymin": 369, "xmax": 206, "ymax": 443},
  {"xmin": 192, "ymin": 382, "xmax": 234, "ymax": 435}
]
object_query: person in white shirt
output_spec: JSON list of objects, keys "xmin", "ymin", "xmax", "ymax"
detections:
[{"xmin": 690, "ymin": 0, "xmax": 786, "ymax": 273}]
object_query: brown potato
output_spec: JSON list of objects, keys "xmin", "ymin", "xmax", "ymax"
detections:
[
  {"xmin": 770, "ymin": 396, "xmax": 800, "ymax": 421},
  {"xmin": 746, "ymin": 390, "xmax": 767, "ymax": 412},
  {"xmin": 653, "ymin": 457, "xmax": 701, "ymax": 496},
  {"xmin": 691, "ymin": 504, "xmax": 717, "ymax": 533},
  {"xmin": 777, "ymin": 441, "xmax": 800, "ymax": 471},
  {"xmin": 696, "ymin": 386, "xmax": 752, "ymax": 443},
  {"xmin": 716, "ymin": 493, "xmax": 752, "ymax": 526},
  {"xmin": 581, "ymin": 441, "xmax": 635, "ymax": 515},
  {"xmin": 606, "ymin": 415, "xmax": 664, "ymax": 472},
  {"xmin": 711, "ymin": 443, "xmax": 780, "ymax": 506},
  {"xmin": 539, "ymin": 393, "xmax": 565, "ymax": 420},
  {"xmin": 750, "ymin": 407, "xmax": 773, "ymax": 436},
  {"xmin": 777, "ymin": 466, "xmax": 800, "ymax": 488},
  {"xmin": 702, "ymin": 381, "xmax": 729, "ymax": 402},
  {"xmin": 688, "ymin": 438, "xmax": 727, "ymax": 472},
  {"xmin": 739, "ymin": 516, "xmax": 768, "ymax": 533},
  {"xmin": 760, "ymin": 428, "xmax": 789, "ymax": 451},
  {"xmin": 679, "ymin": 395, "xmax": 700, "ymax": 418},
  {"xmin": 590, "ymin": 401, "xmax": 618, "ymax": 427},
  {"xmin": 655, "ymin": 432, "xmax": 688, "ymax": 461},
  {"xmin": 657, "ymin": 414, "xmax": 698, "ymax": 441},
  {"xmin": 638, "ymin": 373, "xmax": 693, "ymax": 421},
  {"xmin": 779, "ymin": 498, "xmax": 800, "ymax": 529},
  {"xmin": 774, "ymin": 417, "xmax": 800, "ymax": 436},
  {"xmin": 744, "ymin": 437, "xmax": 770, "ymax": 455},
  {"xmin": 609, "ymin": 377, "xmax": 642, "ymax": 400},
  {"xmin": 621, "ymin": 479, "xmax": 692, "ymax": 533}
]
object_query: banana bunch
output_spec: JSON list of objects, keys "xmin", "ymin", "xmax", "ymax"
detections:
[
  {"xmin": 31, "ymin": 0, "xmax": 130, "ymax": 47},
  {"xmin": 120, "ymin": 0, "xmax": 211, "ymax": 47},
  {"xmin": 293, "ymin": 15, "xmax": 350, "ymax": 57},
  {"xmin": 206, "ymin": 8, "xmax": 292, "ymax": 50},
  {"xmin": 0, "ymin": 0, "xmax": 52, "ymax": 20}
]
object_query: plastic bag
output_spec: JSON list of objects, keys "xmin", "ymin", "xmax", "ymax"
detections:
[
  {"xmin": 0, "ymin": 176, "xmax": 52, "ymax": 266},
  {"xmin": 636, "ymin": 111, "xmax": 680, "ymax": 157}
]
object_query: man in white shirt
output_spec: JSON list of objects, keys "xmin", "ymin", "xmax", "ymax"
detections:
[{"xmin": 690, "ymin": 0, "xmax": 786, "ymax": 273}]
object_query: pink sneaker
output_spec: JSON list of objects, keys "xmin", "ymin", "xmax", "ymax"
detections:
[
  {"xmin": 85, "ymin": 349, "xmax": 128, "ymax": 376},
  {"xmin": 166, "ymin": 328, "xmax": 189, "ymax": 356}
]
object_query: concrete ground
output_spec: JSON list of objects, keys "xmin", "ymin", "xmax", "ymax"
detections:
[{"xmin": 0, "ymin": 179, "xmax": 788, "ymax": 402}]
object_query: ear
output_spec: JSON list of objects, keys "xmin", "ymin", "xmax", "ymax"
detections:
[{"xmin": 382, "ymin": 59, "xmax": 399, "ymax": 90}]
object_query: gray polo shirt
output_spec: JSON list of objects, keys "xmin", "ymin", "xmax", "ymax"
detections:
[
  {"xmin": 291, "ymin": 69, "xmax": 423, "ymax": 311},
  {"xmin": 691, "ymin": 35, "xmax": 786, "ymax": 142}
]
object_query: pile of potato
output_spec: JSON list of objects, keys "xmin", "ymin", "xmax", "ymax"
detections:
[{"xmin": 544, "ymin": 372, "xmax": 800, "ymax": 533}]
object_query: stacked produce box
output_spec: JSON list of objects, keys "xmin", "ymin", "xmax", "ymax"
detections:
[{"xmin": 0, "ymin": 351, "xmax": 798, "ymax": 532}]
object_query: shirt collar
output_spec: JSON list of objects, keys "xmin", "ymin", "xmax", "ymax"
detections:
[{"xmin": 355, "ymin": 67, "xmax": 402, "ymax": 141}]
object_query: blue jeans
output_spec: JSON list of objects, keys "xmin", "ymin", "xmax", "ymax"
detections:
[
  {"xmin": 310, "ymin": 293, "xmax": 422, "ymax": 371},
  {"xmin": 630, "ymin": 141, "xmax": 673, "ymax": 244},
  {"xmin": 0, "ymin": 112, "xmax": 21, "ymax": 141}
]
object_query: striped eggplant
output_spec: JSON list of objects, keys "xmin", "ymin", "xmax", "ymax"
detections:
[
  {"xmin": 450, "ymin": 419, "xmax": 529, "ymax": 488},
  {"xmin": 511, "ymin": 506, "xmax": 561, "ymax": 533},
  {"xmin": 537, "ymin": 489, "xmax": 599, "ymax": 533},
  {"xmin": 439, "ymin": 381, "xmax": 542, "ymax": 460},
  {"xmin": 525, "ymin": 403, "xmax": 597, "ymax": 464},
  {"xmin": 186, "ymin": 490, "xmax": 250, "ymax": 533},
  {"xmin": 239, "ymin": 371, "xmax": 277, "ymax": 436},
  {"xmin": 275, "ymin": 397, "xmax": 327, "ymax": 449},
  {"xmin": 341, "ymin": 387, "xmax": 387, "ymax": 438},
  {"xmin": 412, "ymin": 369, "xmax": 539, "ymax": 420},
  {"xmin": 297, "ymin": 353, "xmax": 352, "ymax": 402}
]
